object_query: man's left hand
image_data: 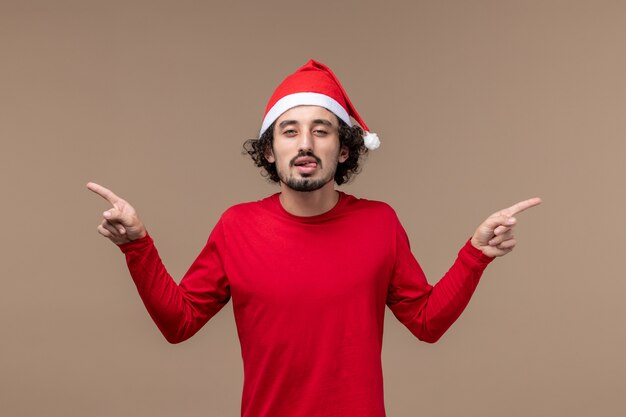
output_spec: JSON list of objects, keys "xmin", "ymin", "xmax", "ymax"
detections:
[{"xmin": 471, "ymin": 197, "xmax": 542, "ymax": 257}]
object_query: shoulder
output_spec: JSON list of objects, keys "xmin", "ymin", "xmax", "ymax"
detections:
[
  {"xmin": 340, "ymin": 193, "xmax": 400, "ymax": 224},
  {"xmin": 343, "ymin": 193, "xmax": 397, "ymax": 215},
  {"xmin": 218, "ymin": 193, "xmax": 279, "ymax": 223}
]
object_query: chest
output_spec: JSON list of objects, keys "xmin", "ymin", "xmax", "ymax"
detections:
[{"xmin": 221, "ymin": 216, "xmax": 395, "ymax": 308}]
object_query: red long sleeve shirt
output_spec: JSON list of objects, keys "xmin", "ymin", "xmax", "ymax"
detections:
[{"xmin": 120, "ymin": 192, "xmax": 494, "ymax": 417}]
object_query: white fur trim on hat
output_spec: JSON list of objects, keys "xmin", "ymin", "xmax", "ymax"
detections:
[{"xmin": 260, "ymin": 92, "xmax": 352, "ymax": 137}]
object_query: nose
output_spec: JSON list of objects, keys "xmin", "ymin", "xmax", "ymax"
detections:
[{"xmin": 297, "ymin": 130, "xmax": 313, "ymax": 153}]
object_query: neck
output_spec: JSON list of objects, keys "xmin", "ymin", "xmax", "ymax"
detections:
[{"xmin": 278, "ymin": 181, "xmax": 339, "ymax": 217}]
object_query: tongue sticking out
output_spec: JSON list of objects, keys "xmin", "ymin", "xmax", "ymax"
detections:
[
  {"xmin": 295, "ymin": 161, "xmax": 318, "ymax": 174},
  {"xmin": 293, "ymin": 155, "xmax": 319, "ymax": 171}
]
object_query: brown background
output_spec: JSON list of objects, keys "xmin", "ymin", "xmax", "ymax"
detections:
[{"xmin": 1, "ymin": 1, "xmax": 625, "ymax": 416}]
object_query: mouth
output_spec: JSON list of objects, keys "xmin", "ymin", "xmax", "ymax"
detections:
[
  {"xmin": 293, "ymin": 156, "xmax": 318, "ymax": 168},
  {"xmin": 291, "ymin": 155, "xmax": 320, "ymax": 175}
]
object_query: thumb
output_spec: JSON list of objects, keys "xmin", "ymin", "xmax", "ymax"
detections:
[
  {"xmin": 103, "ymin": 208, "xmax": 121, "ymax": 221},
  {"xmin": 474, "ymin": 215, "xmax": 516, "ymax": 247},
  {"xmin": 103, "ymin": 208, "xmax": 130, "ymax": 230},
  {"xmin": 483, "ymin": 214, "xmax": 516, "ymax": 232}
]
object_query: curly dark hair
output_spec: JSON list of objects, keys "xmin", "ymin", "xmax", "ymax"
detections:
[{"xmin": 243, "ymin": 118, "xmax": 368, "ymax": 186}]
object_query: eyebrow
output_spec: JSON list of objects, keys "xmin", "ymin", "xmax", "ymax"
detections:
[
  {"xmin": 313, "ymin": 119, "xmax": 333, "ymax": 127},
  {"xmin": 278, "ymin": 120, "xmax": 298, "ymax": 128},
  {"xmin": 278, "ymin": 119, "xmax": 334, "ymax": 128}
]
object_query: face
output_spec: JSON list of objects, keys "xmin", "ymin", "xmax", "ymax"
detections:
[{"xmin": 266, "ymin": 105, "xmax": 349, "ymax": 192}]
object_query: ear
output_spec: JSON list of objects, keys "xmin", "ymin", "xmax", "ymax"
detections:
[
  {"xmin": 265, "ymin": 146, "xmax": 275, "ymax": 163},
  {"xmin": 338, "ymin": 145, "xmax": 349, "ymax": 163}
]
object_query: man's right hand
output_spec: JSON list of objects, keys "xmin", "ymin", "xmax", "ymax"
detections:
[{"xmin": 87, "ymin": 182, "xmax": 147, "ymax": 245}]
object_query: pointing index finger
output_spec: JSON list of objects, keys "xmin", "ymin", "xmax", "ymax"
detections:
[
  {"xmin": 86, "ymin": 182, "xmax": 121, "ymax": 205},
  {"xmin": 502, "ymin": 197, "xmax": 543, "ymax": 216}
]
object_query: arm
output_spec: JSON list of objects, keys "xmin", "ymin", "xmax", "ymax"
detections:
[
  {"xmin": 87, "ymin": 182, "xmax": 230, "ymax": 343},
  {"xmin": 387, "ymin": 224, "xmax": 493, "ymax": 343},
  {"xmin": 119, "ymin": 228, "xmax": 230, "ymax": 343},
  {"xmin": 386, "ymin": 197, "xmax": 542, "ymax": 343}
]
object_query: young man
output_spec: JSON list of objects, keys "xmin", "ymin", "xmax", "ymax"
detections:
[{"xmin": 88, "ymin": 60, "xmax": 541, "ymax": 417}]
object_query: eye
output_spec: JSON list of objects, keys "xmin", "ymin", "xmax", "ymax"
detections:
[
  {"xmin": 282, "ymin": 129, "xmax": 297, "ymax": 136},
  {"xmin": 313, "ymin": 129, "xmax": 328, "ymax": 136}
]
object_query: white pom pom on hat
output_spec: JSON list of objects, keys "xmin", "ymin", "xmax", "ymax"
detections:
[
  {"xmin": 260, "ymin": 59, "xmax": 381, "ymax": 150},
  {"xmin": 363, "ymin": 131, "xmax": 380, "ymax": 150}
]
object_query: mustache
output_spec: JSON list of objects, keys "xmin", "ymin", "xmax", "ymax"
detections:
[{"xmin": 289, "ymin": 151, "xmax": 322, "ymax": 167}]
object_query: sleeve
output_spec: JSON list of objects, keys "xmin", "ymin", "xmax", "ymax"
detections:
[
  {"xmin": 118, "ymin": 220, "xmax": 231, "ymax": 344},
  {"xmin": 386, "ymin": 219, "xmax": 494, "ymax": 343}
]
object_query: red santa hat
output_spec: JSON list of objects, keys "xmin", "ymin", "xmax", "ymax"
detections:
[{"xmin": 259, "ymin": 59, "xmax": 381, "ymax": 150}]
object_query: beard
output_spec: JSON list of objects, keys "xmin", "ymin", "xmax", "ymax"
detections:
[
  {"xmin": 281, "ymin": 176, "xmax": 333, "ymax": 192},
  {"xmin": 277, "ymin": 151, "xmax": 337, "ymax": 192}
]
